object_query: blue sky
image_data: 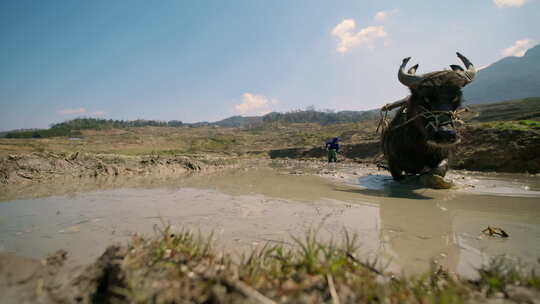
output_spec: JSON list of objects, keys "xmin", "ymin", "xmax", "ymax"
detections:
[{"xmin": 1, "ymin": 0, "xmax": 539, "ymax": 130}]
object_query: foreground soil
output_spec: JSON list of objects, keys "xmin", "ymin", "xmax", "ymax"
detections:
[{"xmin": 1, "ymin": 228, "xmax": 539, "ymax": 304}]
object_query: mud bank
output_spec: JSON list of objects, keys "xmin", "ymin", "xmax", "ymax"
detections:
[
  {"xmin": 268, "ymin": 126, "xmax": 540, "ymax": 174},
  {"xmin": 268, "ymin": 140, "xmax": 380, "ymax": 162},
  {"xmin": 0, "ymin": 152, "xmax": 240, "ymax": 186},
  {"xmin": 451, "ymin": 126, "xmax": 540, "ymax": 174}
]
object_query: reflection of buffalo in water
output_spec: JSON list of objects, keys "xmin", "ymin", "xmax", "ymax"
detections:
[{"xmin": 381, "ymin": 53, "xmax": 476, "ymax": 187}]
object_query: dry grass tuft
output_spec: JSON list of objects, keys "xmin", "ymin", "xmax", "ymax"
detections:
[{"xmin": 90, "ymin": 225, "xmax": 540, "ymax": 303}]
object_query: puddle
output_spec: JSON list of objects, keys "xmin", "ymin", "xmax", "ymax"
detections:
[
  {"xmin": 0, "ymin": 164, "xmax": 539, "ymax": 278},
  {"xmin": 450, "ymin": 171, "xmax": 540, "ymax": 196}
]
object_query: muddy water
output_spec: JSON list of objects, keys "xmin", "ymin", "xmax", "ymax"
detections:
[{"xmin": 0, "ymin": 162, "xmax": 539, "ymax": 278}]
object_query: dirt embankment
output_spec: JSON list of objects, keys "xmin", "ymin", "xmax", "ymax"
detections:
[
  {"xmin": 268, "ymin": 127, "xmax": 540, "ymax": 174},
  {"xmin": 451, "ymin": 126, "xmax": 540, "ymax": 174},
  {"xmin": 0, "ymin": 152, "xmax": 239, "ymax": 185}
]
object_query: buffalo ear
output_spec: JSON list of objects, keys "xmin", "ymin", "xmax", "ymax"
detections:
[
  {"xmin": 450, "ymin": 64, "xmax": 464, "ymax": 72},
  {"xmin": 408, "ymin": 64, "xmax": 419, "ymax": 75}
]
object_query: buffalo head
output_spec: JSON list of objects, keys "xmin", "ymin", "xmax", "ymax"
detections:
[{"xmin": 397, "ymin": 52, "xmax": 476, "ymax": 147}]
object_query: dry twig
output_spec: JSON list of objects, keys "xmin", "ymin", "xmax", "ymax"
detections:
[
  {"xmin": 346, "ymin": 252, "xmax": 383, "ymax": 276},
  {"xmin": 482, "ymin": 226, "xmax": 509, "ymax": 238},
  {"xmin": 327, "ymin": 274, "xmax": 340, "ymax": 304},
  {"xmin": 222, "ymin": 277, "xmax": 277, "ymax": 304}
]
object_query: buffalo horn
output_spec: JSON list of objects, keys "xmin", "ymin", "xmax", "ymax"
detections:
[
  {"xmin": 456, "ymin": 52, "xmax": 476, "ymax": 84},
  {"xmin": 398, "ymin": 57, "xmax": 424, "ymax": 87}
]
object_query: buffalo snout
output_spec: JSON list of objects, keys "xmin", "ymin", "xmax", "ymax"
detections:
[{"xmin": 433, "ymin": 126, "xmax": 458, "ymax": 144}]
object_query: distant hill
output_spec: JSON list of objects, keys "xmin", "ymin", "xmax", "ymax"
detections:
[
  {"xmin": 196, "ymin": 110, "xmax": 379, "ymax": 128},
  {"xmin": 464, "ymin": 96, "xmax": 540, "ymax": 122},
  {"xmin": 3, "ymin": 118, "xmax": 184, "ymax": 138},
  {"xmin": 211, "ymin": 115, "xmax": 262, "ymax": 128},
  {"xmin": 261, "ymin": 110, "xmax": 378, "ymax": 125},
  {"xmin": 6, "ymin": 97, "xmax": 537, "ymax": 139},
  {"xmin": 464, "ymin": 44, "xmax": 540, "ymax": 104},
  {"xmin": 2, "ymin": 111, "xmax": 382, "ymax": 138}
]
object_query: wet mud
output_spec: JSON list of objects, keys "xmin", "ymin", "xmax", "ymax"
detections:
[
  {"xmin": 0, "ymin": 152, "xmax": 240, "ymax": 188},
  {"xmin": 1, "ymin": 160, "xmax": 539, "ymax": 282}
]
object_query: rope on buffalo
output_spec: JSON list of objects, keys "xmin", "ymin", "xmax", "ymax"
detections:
[
  {"xmin": 377, "ymin": 104, "xmax": 469, "ymax": 134},
  {"xmin": 376, "ymin": 96, "xmax": 409, "ymax": 134}
]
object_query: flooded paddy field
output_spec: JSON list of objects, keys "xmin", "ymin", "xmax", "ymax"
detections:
[{"xmin": 1, "ymin": 160, "xmax": 539, "ymax": 278}]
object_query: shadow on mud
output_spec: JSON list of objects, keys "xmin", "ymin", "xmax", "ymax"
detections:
[{"xmin": 336, "ymin": 174, "xmax": 433, "ymax": 200}]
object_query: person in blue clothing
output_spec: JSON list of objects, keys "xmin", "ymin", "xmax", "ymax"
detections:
[{"xmin": 325, "ymin": 137, "xmax": 340, "ymax": 163}]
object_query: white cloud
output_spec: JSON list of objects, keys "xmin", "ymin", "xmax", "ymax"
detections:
[
  {"xmin": 374, "ymin": 9, "xmax": 398, "ymax": 22},
  {"xmin": 332, "ymin": 19, "xmax": 388, "ymax": 53},
  {"xmin": 234, "ymin": 93, "xmax": 278, "ymax": 115},
  {"xmin": 57, "ymin": 108, "xmax": 107, "ymax": 116},
  {"xmin": 90, "ymin": 111, "xmax": 107, "ymax": 117},
  {"xmin": 58, "ymin": 108, "xmax": 86, "ymax": 115},
  {"xmin": 493, "ymin": 0, "xmax": 526, "ymax": 7},
  {"xmin": 501, "ymin": 39, "xmax": 535, "ymax": 57}
]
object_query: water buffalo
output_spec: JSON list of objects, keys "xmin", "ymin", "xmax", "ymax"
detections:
[{"xmin": 381, "ymin": 52, "xmax": 476, "ymax": 188}]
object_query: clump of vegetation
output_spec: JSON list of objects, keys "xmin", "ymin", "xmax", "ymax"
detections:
[
  {"xmin": 517, "ymin": 120, "xmax": 540, "ymax": 129},
  {"xmin": 262, "ymin": 109, "xmax": 378, "ymax": 126},
  {"xmin": 52, "ymin": 118, "xmax": 184, "ymax": 130},
  {"xmin": 5, "ymin": 126, "xmax": 81, "ymax": 138},
  {"xmin": 481, "ymin": 120, "xmax": 540, "ymax": 132},
  {"xmin": 90, "ymin": 226, "xmax": 539, "ymax": 303}
]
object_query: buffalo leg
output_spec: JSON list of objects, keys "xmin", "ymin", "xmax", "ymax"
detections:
[
  {"xmin": 430, "ymin": 159, "xmax": 448, "ymax": 177},
  {"xmin": 420, "ymin": 159, "xmax": 453, "ymax": 189},
  {"xmin": 389, "ymin": 162, "xmax": 404, "ymax": 180}
]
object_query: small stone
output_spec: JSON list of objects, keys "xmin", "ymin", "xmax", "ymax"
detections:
[
  {"xmin": 281, "ymin": 279, "xmax": 298, "ymax": 291},
  {"xmin": 493, "ymin": 292, "xmax": 505, "ymax": 299},
  {"xmin": 45, "ymin": 249, "xmax": 68, "ymax": 267},
  {"xmin": 506, "ymin": 286, "xmax": 540, "ymax": 303}
]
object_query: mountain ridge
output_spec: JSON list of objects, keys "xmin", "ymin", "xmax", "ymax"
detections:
[{"xmin": 464, "ymin": 44, "xmax": 540, "ymax": 104}]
